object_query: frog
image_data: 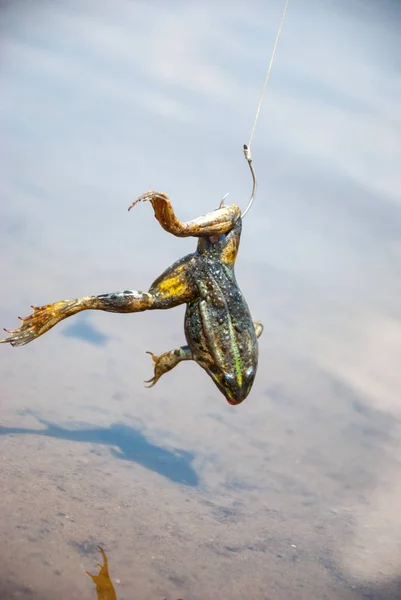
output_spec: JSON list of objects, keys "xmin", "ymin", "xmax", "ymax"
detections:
[{"xmin": 1, "ymin": 189, "xmax": 263, "ymax": 405}]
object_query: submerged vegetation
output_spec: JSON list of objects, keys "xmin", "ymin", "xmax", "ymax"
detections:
[{"xmin": 86, "ymin": 547, "xmax": 184, "ymax": 600}]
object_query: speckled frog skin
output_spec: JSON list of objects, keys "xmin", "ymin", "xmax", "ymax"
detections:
[{"xmin": 1, "ymin": 191, "xmax": 263, "ymax": 405}]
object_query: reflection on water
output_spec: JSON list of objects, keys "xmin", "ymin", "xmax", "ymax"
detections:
[
  {"xmin": 87, "ymin": 547, "xmax": 184, "ymax": 600},
  {"xmin": 0, "ymin": 415, "xmax": 199, "ymax": 486},
  {"xmin": 62, "ymin": 316, "xmax": 111, "ymax": 347}
]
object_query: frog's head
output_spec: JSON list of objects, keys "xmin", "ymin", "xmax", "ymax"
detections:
[{"xmin": 207, "ymin": 365, "xmax": 256, "ymax": 405}]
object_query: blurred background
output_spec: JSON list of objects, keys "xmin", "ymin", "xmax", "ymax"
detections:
[{"xmin": 1, "ymin": 0, "xmax": 400, "ymax": 598}]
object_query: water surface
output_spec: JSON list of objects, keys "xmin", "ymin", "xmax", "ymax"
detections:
[{"xmin": 1, "ymin": 1, "xmax": 401, "ymax": 598}]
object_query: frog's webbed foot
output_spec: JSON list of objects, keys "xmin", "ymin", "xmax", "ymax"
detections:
[
  {"xmin": 0, "ymin": 298, "xmax": 93, "ymax": 347},
  {"xmin": 144, "ymin": 345, "xmax": 192, "ymax": 387},
  {"xmin": 128, "ymin": 190, "xmax": 241, "ymax": 238},
  {"xmin": 254, "ymin": 321, "xmax": 263, "ymax": 338},
  {"xmin": 128, "ymin": 190, "xmax": 168, "ymax": 212}
]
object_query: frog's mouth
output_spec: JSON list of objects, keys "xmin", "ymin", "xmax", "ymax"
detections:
[{"xmin": 226, "ymin": 398, "xmax": 238, "ymax": 405}]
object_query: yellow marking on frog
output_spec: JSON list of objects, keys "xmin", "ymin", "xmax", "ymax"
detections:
[
  {"xmin": 157, "ymin": 264, "xmax": 189, "ymax": 296},
  {"xmin": 220, "ymin": 238, "xmax": 238, "ymax": 266},
  {"xmin": 158, "ymin": 277, "xmax": 188, "ymax": 296}
]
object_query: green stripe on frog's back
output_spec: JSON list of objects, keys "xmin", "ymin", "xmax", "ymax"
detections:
[{"xmin": 197, "ymin": 276, "xmax": 244, "ymax": 386}]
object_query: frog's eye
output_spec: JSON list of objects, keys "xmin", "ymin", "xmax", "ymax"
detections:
[
  {"xmin": 244, "ymin": 367, "xmax": 255, "ymax": 393},
  {"xmin": 244, "ymin": 367, "xmax": 255, "ymax": 382}
]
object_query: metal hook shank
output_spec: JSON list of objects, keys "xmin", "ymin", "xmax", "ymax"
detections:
[{"xmin": 241, "ymin": 144, "xmax": 257, "ymax": 219}]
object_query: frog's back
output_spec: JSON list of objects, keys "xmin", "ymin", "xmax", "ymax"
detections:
[{"xmin": 184, "ymin": 256, "xmax": 258, "ymax": 384}]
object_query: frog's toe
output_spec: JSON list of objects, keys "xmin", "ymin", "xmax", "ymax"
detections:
[
  {"xmin": 127, "ymin": 198, "xmax": 140, "ymax": 211},
  {"xmin": 143, "ymin": 346, "xmax": 189, "ymax": 389},
  {"xmin": 144, "ymin": 351, "xmax": 160, "ymax": 387},
  {"xmin": 1, "ymin": 305, "xmax": 56, "ymax": 346},
  {"xmin": 144, "ymin": 376, "xmax": 157, "ymax": 388},
  {"xmin": 146, "ymin": 350, "xmax": 158, "ymax": 364},
  {"xmin": 128, "ymin": 190, "xmax": 168, "ymax": 212}
]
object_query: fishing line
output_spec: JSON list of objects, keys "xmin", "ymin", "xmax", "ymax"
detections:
[{"xmin": 242, "ymin": 0, "xmax": 290, "ymax": 218}]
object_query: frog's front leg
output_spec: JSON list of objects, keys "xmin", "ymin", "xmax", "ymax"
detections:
[
  {"xmin": 128, "ymin": 190, "xmax": 241, "ymax": 238},
  {"xmin": 144, "ymin": 345, "xmax": 192, "ymax": 387}
]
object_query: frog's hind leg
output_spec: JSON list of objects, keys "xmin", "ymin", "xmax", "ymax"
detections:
[
  {"xmin": 0, "ymin": 293, "xmax": 157, "ymax": 347},
  {"xmin": 144, "ymin": 345, "xmax": 193, "ymax": 387},
  {"xmin": 128, "ymin": 190, "xmax": 241, "ymax": 238},
  {"xmin": 1, "ymin": 256, "xmax": 197, "ymax": 347}
]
